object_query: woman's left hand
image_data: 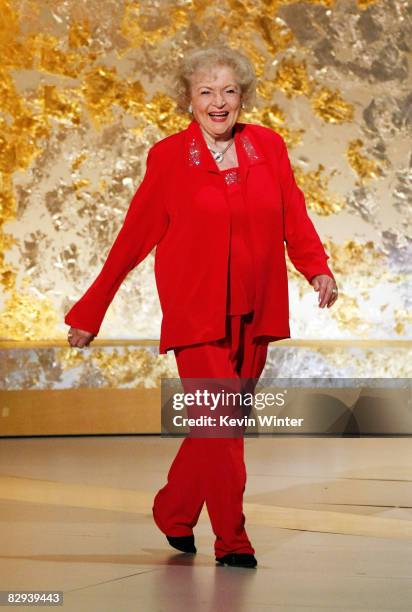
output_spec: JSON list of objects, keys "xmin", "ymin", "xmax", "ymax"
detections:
[{"xmin": 311, "ymin": 275, "xmax": 338, "ymax": 308}]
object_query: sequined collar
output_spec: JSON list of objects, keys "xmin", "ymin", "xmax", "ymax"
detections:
[{"xmin": 185, "ymin": 118, "xmax": 265, "ymax": 174}]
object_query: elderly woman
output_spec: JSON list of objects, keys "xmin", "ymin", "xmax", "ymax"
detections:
[{"xmin": 65, "ymin": 45, "xmax": 338, "ymax": 569}]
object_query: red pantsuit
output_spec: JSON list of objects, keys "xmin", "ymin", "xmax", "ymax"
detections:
[
  {"xmin": 152, "ymin": 166, "xmax": 266, "ymax": 557},
  {"xmin": 64, "ymin": 118, "xmax": 336, "ymax": 557}
]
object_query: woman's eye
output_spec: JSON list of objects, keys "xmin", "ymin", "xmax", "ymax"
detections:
[{"xmin": 200, "ymin": 90, "xmax": 237, "ymax": 94}]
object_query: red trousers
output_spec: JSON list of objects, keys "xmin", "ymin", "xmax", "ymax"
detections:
[{"xmin": 152, "ymin": 311, "xmax": 268, "ymax": 557}]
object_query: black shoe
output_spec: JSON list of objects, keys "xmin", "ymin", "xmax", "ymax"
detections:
[
  {"xmin": 216, "ymin": 553, "xmax": 257, "ymax": 568},
  {"xmin": 166, "ymin": 535, "xmax": 197, "ymax": 554}
]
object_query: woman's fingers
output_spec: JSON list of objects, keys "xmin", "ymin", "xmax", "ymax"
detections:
[
  {"xmin": 67, "ymin": 328, "xmax": 95, "ymax": 348},
  {"xmin": 327, "ymin": 290, "xmax": 338, "ymax": 308},
  {"xmin": 318, "ymin": 281, "xmax": 329, "ymax": 308},
  {"xmin": 312, "ymin": 275, "xmax": 338, "ymax": 308}
]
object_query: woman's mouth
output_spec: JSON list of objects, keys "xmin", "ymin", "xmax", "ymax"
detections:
[{"xmin": 208, "ymin": 112, "xmax": 229, "ymax": 122}]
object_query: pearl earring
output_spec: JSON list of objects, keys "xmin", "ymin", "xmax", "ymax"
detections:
[{"xmin": 188, "ymin": 103, "xmax": 192, "ymax": 113}]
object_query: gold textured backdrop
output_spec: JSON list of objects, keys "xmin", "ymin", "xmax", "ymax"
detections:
[{"xmin": 0, "ymin": 0, "xmax": 411, "ymax": 422}]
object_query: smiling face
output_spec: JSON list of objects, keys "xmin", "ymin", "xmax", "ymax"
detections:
[{"xmin": 189, "ymin": 64, "xmax": 242, "ymax": 142}]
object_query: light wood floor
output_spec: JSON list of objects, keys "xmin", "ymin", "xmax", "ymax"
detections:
[{"xmin": 0, "ymin": 436, "xmax": 411, "ymax": 611}]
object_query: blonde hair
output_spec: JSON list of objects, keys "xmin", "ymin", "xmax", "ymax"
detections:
[{"xmin": 172, "ymin": 45, "xmax": 257, "ymax": 114}]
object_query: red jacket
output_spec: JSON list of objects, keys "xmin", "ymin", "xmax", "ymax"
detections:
[{"xmin": 64, "ymin": 119, "xmax": 335, "ymax": 354}]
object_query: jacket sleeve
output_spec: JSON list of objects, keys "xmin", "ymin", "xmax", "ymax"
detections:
[
  {"xmin": 64, "ymin": 144, "xmax": 169, "ymax": 335},
  {"xmin": 277, "ymin": 135, "xmax": 335, "ymax": 284}
]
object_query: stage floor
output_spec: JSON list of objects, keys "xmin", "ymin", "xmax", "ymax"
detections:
[{"xmin": 0, "ymin": 436, "xmax": 411, "ymax": 611}]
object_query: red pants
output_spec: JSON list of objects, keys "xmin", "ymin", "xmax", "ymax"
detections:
[{"xmin": 152, "ymin": 312, "xmax": 268, "ymax": 557}]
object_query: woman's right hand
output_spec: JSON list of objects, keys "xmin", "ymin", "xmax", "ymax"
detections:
[{"xmin": 67, "ymin": 327, "xmax": 96, "ymax": 348}]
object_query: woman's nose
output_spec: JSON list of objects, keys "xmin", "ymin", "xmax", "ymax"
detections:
[{"xmin": 211, "ymin": 94, "xmax": 226, "ymax": 106}]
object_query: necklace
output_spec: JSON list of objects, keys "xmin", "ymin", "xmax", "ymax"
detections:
[
  {"xmin": 207, "ymin": 139, "xmax": 234, "ymax": 163},
  {"xmin": 204, "ymin": 127, "xmax": 235, "ymax": 163}
]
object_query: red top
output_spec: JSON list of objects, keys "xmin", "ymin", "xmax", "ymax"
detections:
[
  {"xmin": 64, "ymin": 119, "xmax": 336, "ymax": 354},
  {"xmin": 220, "ymin": 166, "xmax": 255, "ymax": 315}
]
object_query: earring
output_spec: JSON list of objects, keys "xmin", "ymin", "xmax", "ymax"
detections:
[
  {"xmin": 188, "ymin": 103, "xmax": 192, "ymax": 113},
  {"xmin": 241, "ymin": 103, "xmax": 245, "ymax": 109}
]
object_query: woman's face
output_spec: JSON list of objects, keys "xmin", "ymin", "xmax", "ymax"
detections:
[{"xmin": 189, "ymin": 64, "xmax": 242, "ymax": 140}]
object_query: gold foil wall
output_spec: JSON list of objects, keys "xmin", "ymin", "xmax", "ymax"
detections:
[{"xmin": 0, "ymin": 0, "xmax": 411, "ymax": 351}]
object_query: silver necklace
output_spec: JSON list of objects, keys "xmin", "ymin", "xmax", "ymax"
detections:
[
  {"xmin": 206, "ymin": 131, "xmax": 235, "ymax": 163},
  {"xmin": 208, "ymin": 140, "xmax": 234, "ymax": 163}
]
